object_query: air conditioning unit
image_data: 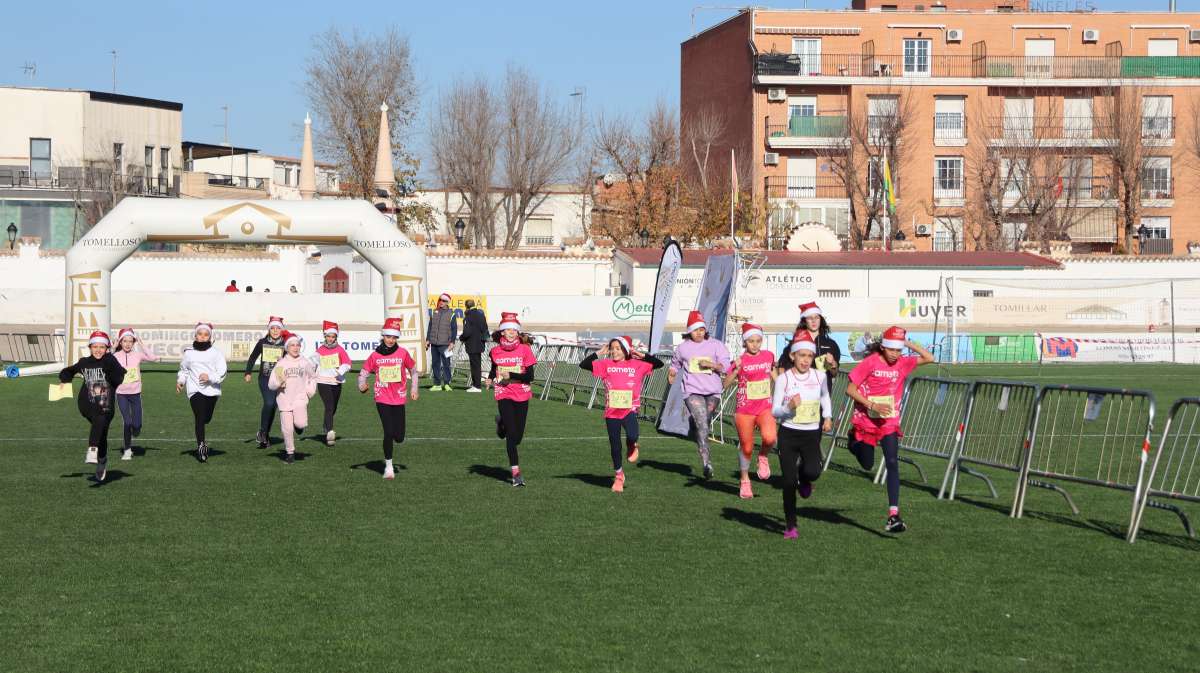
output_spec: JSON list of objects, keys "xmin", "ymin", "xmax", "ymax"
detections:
[
  {"xmin": 946, "ymin": 28, "xmax": 963, "ymax": 43},
  {"xmin": 767, "ymin": 88, "xmax": 787, "ymax": 102},
  {"xmin": 1082, "ymin": 28, "xmax": 1100, "ymax": 43},
  {"xmin": 915, "ymin": 223, "xmax": 932, "ymax": 237},
  {"xmin": 1190, "ymin": 29, "xmax": 1200, "ymax": 43},
  {"xmin": 763, "ymin": 152, "xmax": 780, "ymax": 166}
]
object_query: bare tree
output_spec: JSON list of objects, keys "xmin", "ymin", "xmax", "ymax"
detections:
[
  {"xmin": 304, "ymin": 27, "xmax": 419, "ymax": 201},
  {"xmin": 1098, "ymin": 85, "xmax": 1151, "ymax": 253},
  {"xmin": 682, "ymin": 104, "xmax": 727, "ymax": 194},
  {"xmin": 429, "ymin": 76, "xmax": 503, "ymax": 248}
]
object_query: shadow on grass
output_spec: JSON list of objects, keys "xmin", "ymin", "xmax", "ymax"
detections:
[
  {"xmin": 636, "ymin": 459, "xmax": 694, "ymax": 477},
  {"xmin": 272, "ymin": 450, "xmax": 311, "ymax": 463},
  {"xmin": 130, "ymin": 445, "xmax": 162, "ymax": 456},
  {"xmin": 351, "ymin": 460, "xmax": 405, "ymax": 475},
  {"xmin": 796, "ymin": 506, "xmax": 892, "ymax": 539},
  {"xmin": 1129, "ymin": 525, "xmax": 1200, "ymax": 552},
  {"xmin": 178, "ymin": 447, "xmax": 226, "ymax": 461},
  {"xmin": 469, "ymin": 464, "xmax": 514, "ymax": 483},
  {"xmin": 721, "ymin": 507, "xmax": 785, "ymax": 534},
  {"xmin": 722, "ymin": 505, "xmax": 893, "ymax": 539},
  {"xmin": 59, "ymin": 470, "xmax": 132, "ymax": 487},
  {"xmin": 637, "ymin": 459, "xmax": 740, "ymax": 495},
  {"xmin": 554, "ymin": 472, "xmax": 613, "ymax": 489}
]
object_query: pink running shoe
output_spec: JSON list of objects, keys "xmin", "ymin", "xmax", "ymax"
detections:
[
  {"xmin": 798, "ymin": 480, "xmax": 813, "ymax": 499},
  {"xmin": 783, "ymin": 527, "xmax": 798, "ymax": 540},
  {"xmin": 612, "ymin": 471, "xmax": 625, "ymax": 493},
  {"xmin": 739, "ymin": 478, "xmax": 753, "ymax": 499},
  {"xmin": 756, "ymin": 455, "xmax": 771, "ymax": 480}
]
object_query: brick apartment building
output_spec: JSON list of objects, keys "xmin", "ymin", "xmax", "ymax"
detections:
[{"xmin": 682, "ymin": 1, "xmax": 1200, "ymax": 255}]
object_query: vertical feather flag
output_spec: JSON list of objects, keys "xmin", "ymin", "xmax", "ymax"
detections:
[{"xmin": 882, "ymin": 149, "xmax": 896, "ymax": 215}]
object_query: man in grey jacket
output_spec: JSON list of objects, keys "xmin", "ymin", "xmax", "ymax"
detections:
[{"xmin": 426, "ymin": 292, "xmax": 458, "ymax": 391}]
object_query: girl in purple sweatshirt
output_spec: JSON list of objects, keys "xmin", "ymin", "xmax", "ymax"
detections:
[
  {"xmin": 268, "ymin": 331, "xmax": 317, "ymax": 464},
  {"xmin": 113, "ymin": 327, "xmax": 158, "ymax": 461},
  {"xmin": 668, "ymin": 310, "xmax": 731, "ymax": 479}
]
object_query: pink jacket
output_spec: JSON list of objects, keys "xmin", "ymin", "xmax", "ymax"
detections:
[
  {"xmin": 267, "ymin": 353, "xmax": 318, "ymax": 412},
  {"xmin": 114, "ymin": 348, "xmax": 159, "ymax": 395}
]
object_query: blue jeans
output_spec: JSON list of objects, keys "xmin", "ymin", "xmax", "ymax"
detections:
[{"xmin": 430, "ymin": 344, "xmax": 451, "ymax": 385}]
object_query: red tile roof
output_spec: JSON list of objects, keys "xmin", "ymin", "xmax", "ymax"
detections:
[{"xmin": 614, "ymin": 248, "xmax": 1060, "ymax": 269}]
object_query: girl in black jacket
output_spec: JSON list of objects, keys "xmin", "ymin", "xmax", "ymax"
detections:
[
  {"xmin": 59, "ymin": 330, "xmax": 126, "ymax": 482},
  {"xmin": 244, "ymin": 316, "xmax": 286, "ymax": 447},
  {"xmin": 776, "ymin": 301, "xmax": 841, "ymax": 395}
]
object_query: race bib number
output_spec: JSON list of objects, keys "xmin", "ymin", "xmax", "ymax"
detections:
[
  {"xmin": 746, "ymin": 379, "xmax": 771, "ymax": 400},
  {"xmin": 815, "ymin": 354, "xmax": 826, "ymax": 371},
  {"xmin": 608, "ymin": 389, "xmax": 634, "ymax": 409},
  {"xmin": 262, "ymin": 347, "xmax": 282, "ymax": 364},
  {"xmin": 792, "ymin": 400, "xmax": 821, "ymax": 424},
  {"xmin": 378, "ymin": 366, "xmax": 403, "ymax": 384},
  {"xmin": 319, "ymin": 354, "xmax": 339, "ymax": 371},
  {"xmin": 49, "ymin": 382, "xmax": 73, "ymax": 402},
  {"xmin": 123, "ymin": 367, "xmax": 141, "ymax": 384},
  {"xmin": 687, "ymin": 357, "xmax": 712, "ymax": 374},
  {"xmin": 497, "ymin": 365, "xmax": 522, "ymax": 378},
  {"xmin": 868, "ymin": 395, "xmax": 896, "ymax": 419}
]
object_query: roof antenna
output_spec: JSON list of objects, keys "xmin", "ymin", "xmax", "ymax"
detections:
[{"xmin": 21, "ymin": 61, "xmax": 36, "ymax": 81}]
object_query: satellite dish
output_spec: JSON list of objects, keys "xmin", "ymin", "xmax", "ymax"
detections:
[{"xmin": 786, "ymin": 222, "xmax": 841, "ymax": 252}]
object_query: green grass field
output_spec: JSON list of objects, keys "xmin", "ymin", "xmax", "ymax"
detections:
[{"xmin": 2, "ymin": 362, "xmax": 1198, "ymax": 672}]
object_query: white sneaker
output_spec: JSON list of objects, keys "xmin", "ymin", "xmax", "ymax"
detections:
[
  {"xmin": 85, "ymin": 447, "xmax": 98, "ymax": 464},
  {"xmin": 466, "ymin": 387, "xmax": 482, "ymax": 393},
  {"xmin": 326, "ymin": 430, "xmax": 336, "ymax": 446},
  {"xmin": 383, "ymin": 465, "xmax": 395, "ymax": 480},
  {"xmin": 121, "ymin": 449, "xmax": 133, "ymax": 461}
]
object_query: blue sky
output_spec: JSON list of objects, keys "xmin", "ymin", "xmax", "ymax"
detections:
[{"xmin": 2, "ymin": 0, "xmax": 1195, "ymax": 167}]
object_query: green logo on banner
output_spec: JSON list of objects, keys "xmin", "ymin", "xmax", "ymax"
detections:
[{"xmin": 612, "ymin": 296, "xmax": 652, "ymax": 321}]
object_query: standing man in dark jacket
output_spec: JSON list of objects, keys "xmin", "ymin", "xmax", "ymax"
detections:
[
  {"xmin": 459, "ymin": 299, "xmax": 489, "ymax": 392},
  {"xmin": 427, "ymin": 292, "xmax": 458, "ymax": 391}
]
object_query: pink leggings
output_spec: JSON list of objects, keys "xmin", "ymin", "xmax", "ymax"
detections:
[{"xmin": 280, "ymin": 406, "xmax": 309, "ymax": 455}]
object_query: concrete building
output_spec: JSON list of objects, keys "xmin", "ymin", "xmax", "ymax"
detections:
[
  {"xmin": 0, "ymin": 86, "xmax": 182, "ymax": 249},
  {"xmin": 682, "ymin": 3, "xmax": 1200, "ymax": 255},
  {"xmin": 416, "ymin": 185, "xmax": 591, "ymax": 249},
  {"xmin": 184, "ymin": 144, "xmax": 339, "ymax": 200}
]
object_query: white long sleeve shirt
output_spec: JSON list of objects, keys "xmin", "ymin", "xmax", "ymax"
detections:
[
  {"xmin": 177, "ymin": 345, "xmax": 228, "ymax": 397},
  {"xmin": 771, "ymin": 367, "xmax": 831, "ymax": 431}
]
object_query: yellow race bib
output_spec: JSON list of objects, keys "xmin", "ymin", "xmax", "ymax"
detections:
[
  {"xmin": 746, "ymin": 379, "xmax": 771, "ymax": 400},
  {"xmin": 123, "ymin": 367, "xmax": 141, "ymax": 384},
  {"xmin": 49, "ymin": 382, "xmax": 73, "ymax": 402},
  {"xmin": 608, "ymin": 389, "xmax": 634, "ymax": 409},
  {"xmin": 319, "ymin": 354, "xmax": 339, "ymax": 371},
  {"xmin": 497, "ymin": 365, "xmax": 522, "ymax": 378},
  {"xmin": 868, "ymin": 395, "xmax": 896, "ymax": 419},
  {"xmin": 815, "ymin": 354, "xmax": 827, "ymax": 371},
  {"xmin": 378, "ymin": 366, "xmax": 403, "ymax": 384},
  {"xmin": 792, "ymin": 400, "xmax": 821, "ymax": 424},
  {"xmin": 262, "ymin": 347, "xmax": 282, "ymax": 364},
  {"xmin": 687, "ymin": 357, "xmax": 712, "ymax": 374}
]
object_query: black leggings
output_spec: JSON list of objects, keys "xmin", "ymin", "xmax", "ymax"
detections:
[
  {"xmin": 497, "ymin": 399, "xmax": 529, "ymax": 467},
  {"xmin": 257, "ymin": 375, "xmax": 277, "ymax": 434},
  {"xmin": 376, "ymin": 403, "xmax": 406, "ymax": 460},
  {"xmin": 116, "ymin": 393, "xmax": 142, "ymax": 449},
  {"xmin": 850, "ymin": 432, "xmax": 901, "ymax": 508},
  {"xmin": 81, "ymin": 407, "xmax": 115, "ymax": 461},
  {"xmin": 604, "ymin": 413, "xmax": 640, "ymax": 471},
  {"xmin": 468, "ymin": 351, "xmax": 483, "ymax": 389},
  {"xmin": 779, "ymin": 426, "xmax": 824, "ymax": 528},
  {"xmin": 317, "ymin": 383, "xmax": 342, "ymax": 433},
  {"xmin": 189, "ymin": 393, "xmax": 219, "ymax": 444}
]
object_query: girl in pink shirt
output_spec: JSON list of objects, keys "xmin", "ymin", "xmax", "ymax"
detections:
[
  {"xmin": 268, "ymin": 331, "xmax": 318, "ymax": 464},
  {"xmin": 846, "ymin": 326, "xmax": 935, "ymax": 534},
  {"xmin": 579, "ymin": 336, "xmax": 663, "ymax": 493},
  {"xmin": 723, "ymin": 322, "xmax": 777, "ymax": 500},
  {"xmin": 358, "ymin": 318, "xmax": 419, "ymax": 481},
  {"xmin": 486, "ymin": 312, "xmax": 537, "ymax": 487},
  {"xmin": 113, "ymin": 327, "xmax": 158, "ymax": 461},
  {"xmin": 312, "ymin": 320, "xmax": 352, "ymax": 446}
]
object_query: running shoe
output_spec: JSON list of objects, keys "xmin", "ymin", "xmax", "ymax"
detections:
[
  {"xmin": 256, "ymin": 431, "xmax": 268, "ymax": 449},
  {"xmin": 798, "ymin": 481, "xmax": 813, "ymax": 499},
  {"xmin": 702, "ymin": 463, "xmax": 714, "ymax": 480},
  {"xmin": 884, "ymin": 515, "xmax": 908, "ymax": 534},
  {"xmin": 121, "ymin": 449, "xmax": 133, "ymax": 461},
  {"xmin": 612, "ymin": 471, "xmax": 625, "ymax": 493},
  {"xmin": 495, "ymin": 414, "xmax": 507, "ymax": 439},
  {"xmin": 511, "ymin": 472, "xmax": 525, "ymax": 488},
  {"xmin": 739, "ymin": 478, "xmax": 753, "ymax": 500},
  {"xmin": 285, "ymin": 453, "xmax": 295, "ymax": 465},
  {"xmin": 85, "ymin": 447, "xmax": 98, "ymax": 464},
  {"xmin": 466, "ymin": 387, "xmax": 482, "ymax": 393},
  {"xmin": 326, "ymin": 430, "xmax": 336, "ymax": 447},
  {"xmin": 197, "ymin": 442, "xmax": 209, "ymax": 463},
  {"xmin": 383, "ymin": 465, "xmax": 395, "ymax": 480},
  {"xmin": 95, "ymin": 459, "xmax": 107, "ymax": 483},
  {"xmin": 626, "ymin": 442, "xmax": 639, "ymax": 463},
  {"xmin": 756, "ymin": 455, "xmax": 771, "ymax": 480},
  {"xmin": 783, "ymin": 527, "xmax": 798, "ymax": 540}
]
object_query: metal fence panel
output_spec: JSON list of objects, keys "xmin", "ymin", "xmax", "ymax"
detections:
[
  {"xmin": 0, "ymin": 333, "xmax": 65, "ymax": 364},
  {"xmin": 939, "ymin": 379, "xmax": 1040, "ymax": 501},
  {"xmin": 1130, "ymin": 398, "xmax": 1200, "ymax": 543},
  {"xmin": 874, "ymin": 376, "xmax": 972, "ymax": 486}
]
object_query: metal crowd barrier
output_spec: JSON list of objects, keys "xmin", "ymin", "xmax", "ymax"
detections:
[
  {"xmin": 874, "ymin": 376, "xmax": 972, "ymax": 486},
  {"xmin": 1012, "ymin": 385, "xmax": 1156, "ymax": 536},
  {"xmin": 1129, "ymin": 398, "xmax": 1200, "ymax": 543},
  {"xmin": 939, "ymin": 380, "xmax": 1041, "ymax": 502},
  {"xmin": 0, "ymin": 332, "xmax": 65, "ymax": 364},
  {"xmin": 539, "ymin": 345, "xmax": 589, "ymax": 402}
]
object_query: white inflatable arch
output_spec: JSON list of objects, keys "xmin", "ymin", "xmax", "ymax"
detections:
[{"xmin": 63, "ymin": 196, "xmax": 427, "ymax": 370}]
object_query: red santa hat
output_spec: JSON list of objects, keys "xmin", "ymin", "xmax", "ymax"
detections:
[
  {"xmin": 322, "ymin": 320, "xmax": 340, "ymax": 336},
  {"xmin": 88, "ymin": 330, "xmax": 111, "ymax": 347},
  {"xmin": 881, "ymin": 326, "xmax": 907, "ymax": 350},
  {"xmin": 790, "ymin": 332, "xmax": 817, "ymax": 354},
  {"xmin": 438, "ymin": 292, "xmax": 452, "ymax": 304},
  {"xmin": 612, "ymin": 335, "xmax": 634, "ymax": 356},
  {"xmin": 117, "ymin": 327, "xmax": 137, "ymax": 343},
  {"xmin": 798, "ymin": 301, "xmax": 822, "ymax": 319},
  {"xmin": 381, "ymin": 317, "xmax": 404, "ymax": 337},
  {"xmin": 499, "ymin": 312, "xmax": 521, "ymax": 332},
  {"xmin": 282, "ymin": 330, "xmax": 302, "ymax": 347},
  {"xmin": 193, "ymin": 322, "xmax": 214, "ymax": 336},
  {"xmin": 267, "ymin": 316, "xmax": 285, "ymax": 329},
  {"xmin": 740, "ymin": 322, "xmax": 764, "ymax": 341},
  {"xmin": 686, "ymin": 310, "xmax": 707, "ymax": 333}
]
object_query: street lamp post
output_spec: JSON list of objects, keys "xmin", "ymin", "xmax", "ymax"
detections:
[
  {"xmin": 6, "ymin": 222, "xmax": 16, "ymax": 249},
  {"xmin": 454, "ymin": 218, "xmax": 466, "ymax": 248}
]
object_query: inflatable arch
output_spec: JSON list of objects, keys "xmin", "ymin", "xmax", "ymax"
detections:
[{"xmin": 62, "ymin": 196, "xmax": 428, "ymax": 372}]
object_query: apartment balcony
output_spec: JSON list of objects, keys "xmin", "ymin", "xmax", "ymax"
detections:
[
  {"xmin": 754, "ymin": 53, "xmax": 1200, "ymax": 85},
  {"xmin": 0, "ymin": 165, "xmax": 180, "ymax": 197},
  {"xmin": 998, "ymin": 175, "xmax": 1116, "ymax": 211},
  {"xmin": 764, "ymin": 175, "xmax": 848, "ymax": 201},
  {"xmin": 180, "ymin": 171, "xmax": 269, "ymax": 199},
  {"xmin": 933, "ymin": 113, "xmax": 967, "ymax": 146},
  {"xmin": 1142, "ymin": 116, "xmax": 1175, "ymax": 146},
  {"xmin": 1064, "ymin": 207, "xmax": 1118, "ymax": 243},
  {"xmin": 522, "ymin": 235, "xmax": 555, "ymax": 246},
  {"xmin": 1141, "ymin": 177, "xmax": 1174, "ymax": 206},
  {"xmin": 766, "ymin": 115, "xmax": 847, "ymax": 149},
  {"xmin": 1139, "ymin": 238, "xmax": 1174, "ymax": 255},
  {"xmin": 932, "ymin": 178, "xmax": 965, "ymax": 207}
]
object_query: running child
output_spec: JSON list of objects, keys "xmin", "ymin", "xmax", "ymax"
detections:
[
  {"xmin": 777, "ymin": 301, "xmax": 841, "ymax": 395},
  {"xmin": 59, "ymin": 330, "xmax": 126, "ymax": 482},
  {"xmin": 486, "ymin": 312, "xmax": 537, "ymax": 487},
  {"xmin": 358, "ymin": 317, "xmax": 419, "ymax": 480},
  {"xmin": 723, "ymin": 322, "xmax": 777, "ymax": 499},
  {"xmin": 268, "ymin": 331, "xmax": 317, "ymax": 464},
  {"xmin": 771, "ymin": 333, "xmax": 833, "ymax": 539},
  {"xmin": 579, "ymin": 336, "xmax": 663, "ymax": 493},
  {"xmin": 245, "ymin": 316, "xmax": 286, "ymax": 448},
  {"xmin": 845, "ymin": 326, "xmax": 935, "ymax": 533},
  {"xmin": 312, "ymin": 320, "xmax": 352, "ymax": 446},
  {"xmin": 667, "ymin": 310, "xmax": 731, "ymax": 480},
  {"xmin": 113, "ymin": 327, "xmax": 158, "ymax": 460},
  {"xmin": 176, "ymin": 322, "xmax": 227, "ymax": 463}
]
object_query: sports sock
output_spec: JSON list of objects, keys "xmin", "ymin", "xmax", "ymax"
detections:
[{"xmin": 889, "ymin": 506, "xmax": 899, "ymax": 517}]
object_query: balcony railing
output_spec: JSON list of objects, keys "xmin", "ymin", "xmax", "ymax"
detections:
[
  {"xmin": 206, "ymin": 173, "xmax": 268, "ymax": 190},
  {"xmin": 1141, "ymin": 176, "xmax": 1174, "ymax": 200},
  {"xmin": 1142, "ymin": 116, "xmax": 1175, "ymax": 139},
  {"xmin": 1139, "ymin": 238, "xmax": 1174, "ymax": 255},
  {"xmin": 933, "ymin": 113, "xmax": 966, "ymax": 140},
  {"xmin": 932, "ymin": 176, "xmax": 964, "ymax": 202},
  {"xmin": 765, "ymin": 175, "xmax": 847, "ymax": 200},
  {"xmin": 0, "ymin": 165, "xmax": 179, "ymax": 196},
  {"xmin": 522, "ymin": 235, "xmax": 555, "ymax": 246},
  {"xmin": 755, "ymin": 53, "xmax": 1200, "ymax": 79},
  {"xmin": 767, "ymin": 115, "xmax": 847, "ymax": 138}
]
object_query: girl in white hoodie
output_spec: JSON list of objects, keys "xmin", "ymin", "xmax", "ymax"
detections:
[{"xmin": 176, "ymin": 322, "xmax": 227, "ymax": 462}]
